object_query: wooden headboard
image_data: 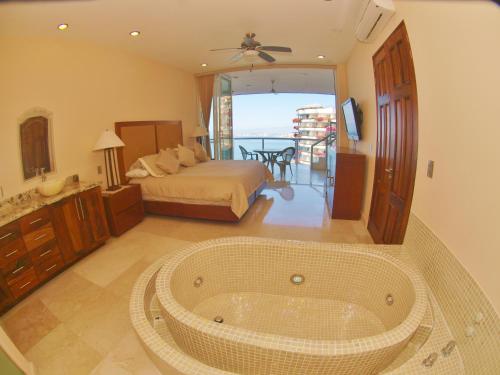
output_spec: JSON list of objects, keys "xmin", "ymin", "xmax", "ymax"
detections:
[{"xmin": 115, "ymin": 120, "xmax": 183, "ymax": 183}]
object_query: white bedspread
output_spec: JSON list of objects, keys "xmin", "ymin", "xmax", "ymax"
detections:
[{"xmin": 130, "ymin": 160, "xmax": 272, "ymax": 218}]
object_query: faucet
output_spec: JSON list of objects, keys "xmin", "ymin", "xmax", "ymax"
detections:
[{"xmin": 36, "ymin": 167, "xmax": 47, "ymax": 182}]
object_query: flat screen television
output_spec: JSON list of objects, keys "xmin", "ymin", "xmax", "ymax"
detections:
[{"xmin": 341, "ymin": 97, "xmax": 362, "ymax": 141}]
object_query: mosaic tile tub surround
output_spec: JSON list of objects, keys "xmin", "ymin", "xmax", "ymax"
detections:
[
  {"xmin": 403, "ymin": 214, "xmax": 500, "ymax": 374},
  {"xmin": 151, "ymin": 238, "xmax": 428, "ymax": 375},
  {"xmin": 130, "ymin": 250, "xmax": 467, "ymax": 374},
  {"xmin": 130, "ymin": 216, "xmax": 500, "ymax": 374}
]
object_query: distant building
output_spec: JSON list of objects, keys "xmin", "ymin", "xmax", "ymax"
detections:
[{"xmin": 292, "ymin": 104, "xmax": 336, "ymax": 167}]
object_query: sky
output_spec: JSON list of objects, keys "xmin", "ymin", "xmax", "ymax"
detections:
[{"xmin": 231, "ymin": 93, "xmax": 335, "ymax": 137}]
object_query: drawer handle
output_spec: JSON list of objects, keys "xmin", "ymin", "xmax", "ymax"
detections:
[
  {"xmin": 39, "ymin": 249, "xmax": 53, "ymax": 258},
  {"xmin": 5, "ymin": 249, "xmax": 19, "ymax": 258},
  {"xmin": 75, "ymin": 199, "xmax": 81, "ymax": 221},
  {"xmin": 45, "ymin": 264, "xmax": 58, "ymax": 272},
  {"xmin": 12, "ymin": 266, "xmax": 25, "ymax": 275},
  {"xmin": 79, "ymin": 197, "xmax": 86, "ymax": 221},
  {"xmin": 34, "ymin": 233, "xmax": 47, "ymax": 241},
  {"xmin": 29, "ymin": 218, "xmax": 43, "ymax": 225},
  {"xmin": 0, "ymin": 232, "xmax": 13, "ymax": 241},
  {"xmin": 19, "ymin": 281, "xmax": 31, "ymax": 290}
]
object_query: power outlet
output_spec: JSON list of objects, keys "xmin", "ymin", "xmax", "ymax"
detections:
[{"xmin": 97, "ymin": 165, "xmax": 103, "ymax": 175}]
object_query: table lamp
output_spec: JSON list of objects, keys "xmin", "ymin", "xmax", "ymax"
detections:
[
  {"xmin": 191, "ymin": 127, "xmax": 209, "ymax": 144},
  {"xmin": 93, "ymin": 129, "xmax": 125, "ymax": 191}
]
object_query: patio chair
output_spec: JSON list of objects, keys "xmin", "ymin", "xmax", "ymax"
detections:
[
  {"xmin": 239, "ymin": 145, "xmax": 259, "ymax": 161},
  {"xmin": 276, "ymin": 147, "xmax": 296, "ymax": 179}
]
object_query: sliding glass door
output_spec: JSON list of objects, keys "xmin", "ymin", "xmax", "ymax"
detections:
[{"xmin": 213, "ymin": 74, "xmax": 233, "ymax": 160}]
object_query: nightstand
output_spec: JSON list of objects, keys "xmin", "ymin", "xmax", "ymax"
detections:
[{"xmin": 102, "ymin": 184, "xmax": 144, "ymax": 236}]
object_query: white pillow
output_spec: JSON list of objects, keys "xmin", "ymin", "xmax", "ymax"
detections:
[
  {"xmin": 193, "ymin": 142, "xmax": 209, "ymax": 162},
  {"xmin": 126, "ymin": 168, "xmax": 149, "ymax": 178},
  {"xmin": 139, "ymin": 153, "xmax": 166, "ymax": 177},
  {"xmin": 156, "ymin": 149, "xmax": 180, "ymax": 174},
  {"xmin": 177, "ymin": 144, "xmax": 196, "ymax": 167},
  {"xmin": 162, "ymin": 148, "xmax": 178, "ymax": 159}
]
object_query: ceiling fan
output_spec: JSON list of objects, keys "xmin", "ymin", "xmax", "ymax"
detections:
[
  {"xmin": 210, "ymin": 33, "xmax": 292, "ymax": 63},
  {"xmin": 270, "ymin": 80, "xmax": 277, "ymax": 94}
]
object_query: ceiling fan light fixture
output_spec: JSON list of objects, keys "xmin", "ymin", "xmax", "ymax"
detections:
[
  {"xmin": 201, "ymin": 63, "xmax": 208, "ymax": 67},
  {"xmin": 244, "ymin": 50, "xmax": 259, "ymax": 57},
  {"xmin": 57, "ymin": 23, "xmax": 69, "ymax": 31},
  {"xmin": 129, "ymin": 30, "xmax": 141, "ymax": 37},
  {"xmin": 317, "ymin": 55, "xmax": 326, "ymax": 59}
]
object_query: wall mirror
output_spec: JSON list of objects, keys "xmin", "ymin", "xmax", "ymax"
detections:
[{"xmin": 19, "ymin": 108, "xmax": 55, "ymax": 180}]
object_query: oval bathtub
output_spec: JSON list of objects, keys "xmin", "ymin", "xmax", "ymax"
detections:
[{"xmin": 155, "ymin": 237, "xmax": 427, "ymax": 375}]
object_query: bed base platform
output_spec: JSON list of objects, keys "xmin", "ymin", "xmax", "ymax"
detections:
[{"xmin": 142, "ymin": 181, "xmax": 266, "ymax": 222}]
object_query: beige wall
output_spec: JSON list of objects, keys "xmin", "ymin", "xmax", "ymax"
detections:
[
  {"xmin": 0, "ymin": 37, "xmax": 198, "ymax": 197},
  {"xmin": 347, "ymin": 0, "xmax": 500, "ymax": 312}
]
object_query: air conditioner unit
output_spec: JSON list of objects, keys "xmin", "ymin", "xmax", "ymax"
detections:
[{"xmin": 355, "ymin": 0, "xmax": 396, "ymax": 43}]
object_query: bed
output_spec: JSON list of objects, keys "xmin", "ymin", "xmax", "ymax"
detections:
[{"xmin": 115, "ymin": 120, "xmax": 270, "ymax": 222}]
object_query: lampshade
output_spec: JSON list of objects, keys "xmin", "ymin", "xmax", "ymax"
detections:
[
  {"xmin": 93, "ymin": 129, "xmax": 125, "ymax": 151},
  {"xmin": 191, "ymin": 127, "xmax": 209, "ymax": 137}
]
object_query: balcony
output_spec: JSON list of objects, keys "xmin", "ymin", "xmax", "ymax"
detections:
[{"xmin": 211, "ymin": 136, "xmax": 334, "ymax": 186}]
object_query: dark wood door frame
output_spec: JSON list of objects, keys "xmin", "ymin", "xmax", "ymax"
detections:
[{"xmin": 368, "ymin": 21, "xmax": 418, "ymax": 244}]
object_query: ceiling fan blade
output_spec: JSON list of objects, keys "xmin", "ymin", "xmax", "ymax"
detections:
[
  {"xmin": 209, "ymin": 48, "xmax": 243, "ymax": 52},
  {"xmin": 230, "ymin": 52, "xmax": 244, "ymax": 63},
  {"xmin": 258, "ymin": 51, "xmax": 276, "ymax": 63},
  {"xmin": 258, "ymin": 46, "xmax": 292, "ymax": 53}
]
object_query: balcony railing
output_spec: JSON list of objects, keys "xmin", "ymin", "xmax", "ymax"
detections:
[
  {"xmin": 210, "ymin": 136, "xmax": 336, "ymax": 168},
  {"xmin": 211, "ymin": 137, "xmax": 300, "ymax": 162}
]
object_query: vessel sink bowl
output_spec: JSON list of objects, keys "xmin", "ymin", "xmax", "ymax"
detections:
[{"xmin": 37, "ymin": 179, "xmax": 65, "ymax": 197}]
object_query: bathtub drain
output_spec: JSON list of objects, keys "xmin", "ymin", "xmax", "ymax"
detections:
[
  {"xmin": 193, "ymin": 277, "xmax": 203, "ymax": 288},
  {"xmin": 214, "ymin": 316, "xmax": 224, "ymax": 324},
  {"xmin": 290, "ymin": 274, "xmax": 305, "ymax": 285}
]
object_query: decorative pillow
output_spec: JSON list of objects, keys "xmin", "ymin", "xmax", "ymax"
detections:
[
  {"xmin": 128, "ymin": 160, "xmax": 144, "ymax": 170},
  {"xmin": 125, "ymin": 168, "xmax": 149, "ymax": 178},
  {"xmin": 139, "ymin": 153, "xmax": 166, "ymax": 177},
  {"xmin": 193, "ymin": 142, "xmax": 209, "ymax": 162},
  {"xmin": 156, "ymin": 149, "xmax": 180, "ymax": 174},
  {"xmin": 177, "ymin": 144, "xmax": 196, "ymax": 167},
  {"xmin": 162, "ymin": 148, "xmax": 178, "ymax": 160}
]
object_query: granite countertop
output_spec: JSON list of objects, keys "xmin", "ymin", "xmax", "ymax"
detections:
[{"xmin": 0, "ymin": 181, "xmax": 100, "ymax": 228}]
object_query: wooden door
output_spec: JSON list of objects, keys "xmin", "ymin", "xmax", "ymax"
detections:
[
  {"xmin": 80, "ymin": 187, "xmax": 110, "ymax": 245},
  {"xmin": 50, "ymin": 195, "xmax": 93, "ymax": 258},
  {"xmin": 368, "ymin": 22, "xmax": 418, "ymax": 244}
]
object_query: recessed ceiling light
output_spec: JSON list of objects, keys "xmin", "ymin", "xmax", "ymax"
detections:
[
  {"xmin": 129, "ymin": 31, "xmax": 141, "ymax": 37},
  {"xmin": 57, "ymin": 23, "xmax": 69, "ymax": 31},
  {"xmin": 317, "ymin": 55, "xmax": 326, "ymax": 59},
  {"xmin": 201, "ymin": 63, "xmax": 208, "ymax": 67}
]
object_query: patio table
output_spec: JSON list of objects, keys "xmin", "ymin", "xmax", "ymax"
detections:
[{"xmin": 253, "ymin": 149, "xmax": 283, "ymax": 174}]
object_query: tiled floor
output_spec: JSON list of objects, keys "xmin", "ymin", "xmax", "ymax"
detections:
[{"xmin": 0, "ymin": 185, "xmax": 372, "ymax": 375}]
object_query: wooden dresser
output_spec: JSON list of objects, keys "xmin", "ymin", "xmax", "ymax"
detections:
[
  {"xmin": 326, "ymin": 147, "xmax": 366, "ymax": 220},
  {"xmin": 0, "ymin": 186, "xmax": 109, "ymax": 312},
  {"xmin": 102, "ymin": 184, "xmax": 144, "ymax": 236}
]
